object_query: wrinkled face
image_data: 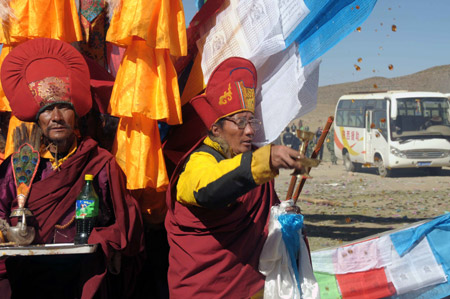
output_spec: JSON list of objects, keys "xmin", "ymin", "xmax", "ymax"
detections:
[
  {"xmin": 214, "ymin": 111, "xmax": 256, "ymax": 155},
  {"xmin": 37, "ymin": 103, "xmax": 76, "ymax": 143}
]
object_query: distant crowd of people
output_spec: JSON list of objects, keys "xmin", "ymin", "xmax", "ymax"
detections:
[{"xmin": 278, "ymin": 119, "xmax": 337, "ymax": 164}]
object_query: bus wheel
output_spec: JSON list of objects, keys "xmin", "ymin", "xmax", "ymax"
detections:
[
  {"xmin": 343, "ymin": 152, "xmax": 356, "ymax": 172},
  {"xmin": 375, "ymin": 156, "xmax": 391, "ymax": 177}
]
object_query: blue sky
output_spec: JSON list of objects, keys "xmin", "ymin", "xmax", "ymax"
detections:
[{"xmin": 182, "ymin": 0, "xmax": 450, "ymax": 86}]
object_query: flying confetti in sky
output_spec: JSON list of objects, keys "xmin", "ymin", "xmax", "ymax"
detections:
[{"xmin": 181, "ymin": 0, "xmax": 450, "ymax": 86}]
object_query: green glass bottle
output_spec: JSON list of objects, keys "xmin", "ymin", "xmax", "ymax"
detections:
[{"xmin": 74, "ymin": 174, "xmax": 99, "ymax": 245}]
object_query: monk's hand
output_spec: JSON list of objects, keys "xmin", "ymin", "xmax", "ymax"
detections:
[{"xmin": 270, "ymin": 145, "xmax": 305, "ymax": 172}]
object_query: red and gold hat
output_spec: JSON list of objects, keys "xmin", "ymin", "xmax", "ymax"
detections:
[
  {"xmin": 190, "ymin": 57, "xmax": 257, "ymax": 129},
  {"xmin": 1, "ymin": 38, "xmax": 92, "ymax": 121}
]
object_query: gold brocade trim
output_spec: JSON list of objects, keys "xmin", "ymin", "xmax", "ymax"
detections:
[
  {"xmin": 218, "ymin": 83, "xmax": 232, "ymax": 105},
  {"xmin": 40, "ymin": 139, "xmax": 78, "ymax": 170},
  {"xmin": 28, "ymin": 77, "xmax": 71, "ymax": 107},
  {"xmin": 236, "ymin": 80, "xmax": 255, "ymax": 112}
]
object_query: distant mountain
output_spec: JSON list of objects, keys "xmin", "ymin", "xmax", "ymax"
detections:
[{"xmin": 297, "ymin": 65, "xmax": 450, "ymax": 131}]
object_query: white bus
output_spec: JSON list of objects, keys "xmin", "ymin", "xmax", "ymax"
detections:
[{"xmin": 334, "ymin": 91, "xmax": 450, "ymax": 176}]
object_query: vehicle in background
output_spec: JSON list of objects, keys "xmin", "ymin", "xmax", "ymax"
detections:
[{"xmin": 334, "ymin": 90, "xmax": 450, "ymax": 177}]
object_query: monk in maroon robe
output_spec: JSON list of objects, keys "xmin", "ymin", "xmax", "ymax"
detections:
[
  {"xmin": 0, "ymin": 38, "xmax": 144, "ymax": 298},
  {"xmin": 165, "ymin": 57, "xmax": 304, "ymax": 298}
]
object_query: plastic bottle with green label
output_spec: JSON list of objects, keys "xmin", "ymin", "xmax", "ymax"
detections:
[{"xmin": 74, "ymin": 174, "xmax": 99, "ymax": 245}]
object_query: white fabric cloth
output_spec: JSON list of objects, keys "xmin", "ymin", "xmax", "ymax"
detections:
[
  {"xmin": 196, "ymin": 0, "xmax": 315, "ymax": 145},
  {"xmin": 385, "ymin": 236, "xmax": 447, "ymax": 295},
  {"xmin": 253, "ymin": 47, "xmax": 320, "ymax": 145},
  {"xmin": 310, "ymin": 248, "xmax": 335, "ymax": 274},
  {"xmin": 335, "ymin": 237, "xmax": 387, "ymax": 274},
  {"xmin": 311, "ymin": 235, "xmax": 395, "ymax": 275},
  {"xmin": 259, "ymin": 200, "xmax": 320, "ymax": 299}
]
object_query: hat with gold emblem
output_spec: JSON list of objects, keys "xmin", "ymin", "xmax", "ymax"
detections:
[{"xmin": 190, "ymin": 57, "xmax": 257, "ymax": 129}]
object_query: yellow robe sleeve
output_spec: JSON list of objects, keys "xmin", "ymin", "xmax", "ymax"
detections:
[{"xmin": 177, "ymin": 144, "xmax": 277, "ymax": 207}]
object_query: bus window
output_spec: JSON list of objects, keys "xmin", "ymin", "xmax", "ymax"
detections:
[
  {"xmin": 393, "ymin": 97, "xmax": 450, "ymax": 137},
  {"xmin": 373, "ymin": 110, "xmax": 388, "ymax": 139},
  {"xmin": 422, "ymin": 99, "xmax": 450, "ymax": 127},
  {"xmin": 338, "ymin": 100, "xmax": 351, "ymax": 109},
  {"xmin": 336, "ymin": 110, "xmax": 344, "ymax": 126},
  {"xmin": 375, "ymin": 100, "xmax": 386, "ymax": 110},
  {"xmin": 355, "ymin": 112, "xmax": 364, "ymax": 127},
  {"xmin": 336, "ymin": 100, "xmax": 365, "ymax": 128}
]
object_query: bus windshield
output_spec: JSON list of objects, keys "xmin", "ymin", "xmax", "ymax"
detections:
[{"xmin": 391, "ymin": 97, "xmax": 450, "ymax": 139}]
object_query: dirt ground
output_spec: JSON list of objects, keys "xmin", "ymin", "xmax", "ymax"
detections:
[{"xmin": 274, "ymin": 153, "xmax": 450, "ymax": 251}]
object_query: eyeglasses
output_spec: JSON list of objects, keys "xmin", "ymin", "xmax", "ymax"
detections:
[{"xmin": 224, "ymin": 117, "xmax": 262, "ymax": 131}]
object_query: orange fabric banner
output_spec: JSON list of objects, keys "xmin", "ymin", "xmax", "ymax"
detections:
[
  {"xmin": 0, "ymin": 45, "xmax": 12, "ymax": 112},
  {"xmin": 106, "ymin": 0, "xmax": 187, "ymax": 56},
  {"xmin": 112, "ymin": 115, "xmax": 169, "ymax": 191},
  {"xmin": 107, "ymin": 0, "xmax": 187, "ymax": 190},
  {"xmin": 0, "ymin": 0, "xmax": 82, "ymax": 44},
  {"xmin": 109, "ymin": 43, "xmax": 182, "ymax": 125}
]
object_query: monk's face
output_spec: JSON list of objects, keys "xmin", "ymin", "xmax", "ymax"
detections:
[
  {"xmin": 215, "ymin": 111, "xmax": 256, "ymax": 155},
  {"xmin": 38, "ymin": 103, "xmax": 76, "ymax": 143}
]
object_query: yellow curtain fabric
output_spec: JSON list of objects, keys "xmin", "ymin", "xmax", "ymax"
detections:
[
  {"xmin": 107, "ymin": 0, "xmax": 187, "ymax": 191},
  {"xmin": 0, "ymin": 45, "xmax": 12, "ymax": 112},
  {"xmin": 112, "ymin": 115, "xmax": 169, "ymax": 191},
  {"xmin": 0, "ymin": 0, "xmax": 82, "ymax": 44},
  {"xmin": 106, "ymin": 0, "xmax": 187, "ymax": 56},
  {"xmin": 109, "ymin": 41, "xmax": 182, "ymax": 125}
]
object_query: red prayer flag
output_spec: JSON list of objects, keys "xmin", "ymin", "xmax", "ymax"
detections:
[{"xmin": 336, "ymin": 268, "xmax": 396, "ymax": 299}]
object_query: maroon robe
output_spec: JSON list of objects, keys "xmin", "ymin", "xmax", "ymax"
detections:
[
  {"xmin": 0, "ymin": 138, "xmax": 144, "ymax": 298},
  {"xmin": 165, "ymin": 140, "xmax": 280, "ymax": 298}
]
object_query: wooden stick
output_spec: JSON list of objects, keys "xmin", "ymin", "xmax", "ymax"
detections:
[
  {"xmin": 285, "ymin": 175, "xmax": 298, "ymax": 200},
  {"xmin": 293, "ymin": 116, "xmax": 334, "ymax": 204},
  {"xmin": 285, "ymin": 134, "xmax": 313, "ymax": 200}
]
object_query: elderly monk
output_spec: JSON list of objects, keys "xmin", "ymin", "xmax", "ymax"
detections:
[
  {"xmin": 165, "ymin": 57, "xmax": 304, "ymax": 298},
  {"xmin": 0, "ymin": 38, "xmax": 144, "ymax": 298}
]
